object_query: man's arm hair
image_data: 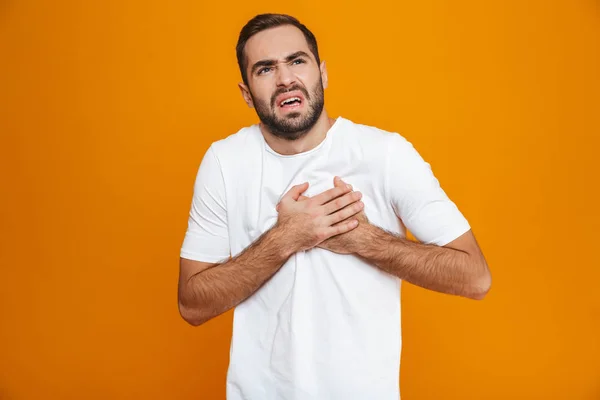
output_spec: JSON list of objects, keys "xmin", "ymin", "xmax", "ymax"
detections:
[
  {"xmin": 178, "ymin": 223, "xmax": 296, "ymax": 326},
  {"xmin": 356, "ymin": 226, "xmax": 491, "ymax": 300}
]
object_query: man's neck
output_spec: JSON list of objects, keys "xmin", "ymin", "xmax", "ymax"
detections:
[{"xmin": 260, "ymin": 111, "xmax": 336, "ymax": 156}]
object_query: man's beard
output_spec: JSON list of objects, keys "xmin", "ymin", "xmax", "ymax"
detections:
[{"xmin": 251, "ymin": 79, "xmax": 325, "ymax": 141}]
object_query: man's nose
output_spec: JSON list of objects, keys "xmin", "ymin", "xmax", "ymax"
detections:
[{"xmin": 276, "ymin": 65, "xmax": 296, "ymax": 87}]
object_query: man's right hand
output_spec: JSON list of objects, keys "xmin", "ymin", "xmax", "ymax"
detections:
[{"xmin": 274, "ymin": 180, "xmax": 364, "ymax": 253}]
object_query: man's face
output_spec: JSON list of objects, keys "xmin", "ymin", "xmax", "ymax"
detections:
[{"xmin": 240, "ymin": 25, "xmax": 327, "ymax": 141}]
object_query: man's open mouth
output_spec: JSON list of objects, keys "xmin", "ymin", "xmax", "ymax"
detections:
[{"xmin": 279, "ymin": 97, "xmax": 303, "ymax": 108}]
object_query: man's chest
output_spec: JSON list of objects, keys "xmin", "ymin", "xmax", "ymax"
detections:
[{"xmin": 226, "ymin": 154, "xmax": 400, "ymax": 254}]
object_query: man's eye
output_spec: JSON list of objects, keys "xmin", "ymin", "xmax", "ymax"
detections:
[
  {"xmin": 258, "ymin": 67, "xmax": 271, "ymax": 75},
  {"xmin": 292, "ymin": 59, "xmax": 306, "ymax": 65}
]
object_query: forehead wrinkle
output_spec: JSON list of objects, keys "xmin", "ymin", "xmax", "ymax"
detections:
[{"xmin": 245, "ymin": 26, "xmax": 315, "ymax": 74}]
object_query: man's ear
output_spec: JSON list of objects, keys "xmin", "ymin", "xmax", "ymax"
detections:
[
  {"xmin": 238, "ymin": 82, "xmax": 254, "ymax": 108},
  {"xmin": 320, "ymin": 60, "xmax": 328, "ymax": 90}
]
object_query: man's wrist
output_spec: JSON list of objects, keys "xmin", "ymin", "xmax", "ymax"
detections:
[{"xmin": 268, "ymin": 222, "xmax": 299, "ymax": 260}]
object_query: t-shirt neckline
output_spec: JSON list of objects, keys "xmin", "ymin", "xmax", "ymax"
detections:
[{"xmin": 260, "ymin": 116, "xmax": 344, "ymax": 159}]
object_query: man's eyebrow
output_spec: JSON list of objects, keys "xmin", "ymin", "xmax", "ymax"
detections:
[{"xmin": 250, "ymin": 51, "xmax": 311, "ymax": 75}]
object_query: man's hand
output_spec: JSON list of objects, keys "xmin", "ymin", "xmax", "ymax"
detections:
[
  {"xmin": 298, "ymin": 177, "xmax": 371, "ymax": 255},
  {"xmin": 274, "ymin": 180, "xmax": 365, "ymax": 253}
]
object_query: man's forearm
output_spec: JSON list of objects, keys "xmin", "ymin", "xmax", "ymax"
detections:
[
  {"xmin": 356, "ymin": 225, "xmax": 490, "ymax": 300},
  {"xmin": 182, "ymin": 224, "xmax": 296, "ymax": 325}
]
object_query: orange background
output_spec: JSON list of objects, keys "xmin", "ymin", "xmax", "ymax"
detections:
[{"xmin": 1, "ymin": 1, "xmax": 599, "ymax": 399}]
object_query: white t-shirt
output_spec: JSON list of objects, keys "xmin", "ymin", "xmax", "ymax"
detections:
[{"xmin": 180, "ymin": 116, "xmax": 470, "ymax": 400}]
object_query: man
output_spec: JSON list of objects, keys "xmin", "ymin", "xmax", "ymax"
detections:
[{"xmin": 178, "ymin": 13, "xmax": 491, "ymax": 400}]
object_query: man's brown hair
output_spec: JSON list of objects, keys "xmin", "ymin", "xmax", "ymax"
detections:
[{"xmin": 236, "ymin": 14, "xmax": 321, "ymax": 86}]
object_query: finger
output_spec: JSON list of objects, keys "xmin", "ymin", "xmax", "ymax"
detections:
[
  {"xmin": 324, "ymin": 218, "xmax": 359, "ymax": 238},
  {"xmin": 298, "ymin": 195, "xmax": 309, "ymax": 201},
  {"xmin": 326, "ymin": 200, "xmax": 364, "ymax": 226},
  {"xmin": 334, "ymin": 176, "xmax": 351, "ymax": 190},
  {"xmin": 323, "ymin": 190, "xmax": 362, "ymax": 215},
  {"xmin": 311, "ymin": 184, "xmax": 352, "ymax": 206},
  {"xmin": 283, "ymin": 182, "xmax": 309, "ymax": 202}
]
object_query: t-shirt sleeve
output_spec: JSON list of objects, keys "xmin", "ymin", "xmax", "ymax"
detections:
[
  {"xmin": 385, "ymin": 133, "xmax": 471, "ymax": 246},
  {"xmin": 180, "ymin": 145, "xmax": 231, "ymax": 263}
]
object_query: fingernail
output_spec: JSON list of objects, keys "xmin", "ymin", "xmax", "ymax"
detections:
[{"xmin": 346, "ymin": 184, "xmax": 352, "ymax": 189}]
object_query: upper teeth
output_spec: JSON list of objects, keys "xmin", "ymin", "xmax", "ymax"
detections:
[{"xmin": 281, "ymin": 97, "xmax": 300, "ymax": 106}]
